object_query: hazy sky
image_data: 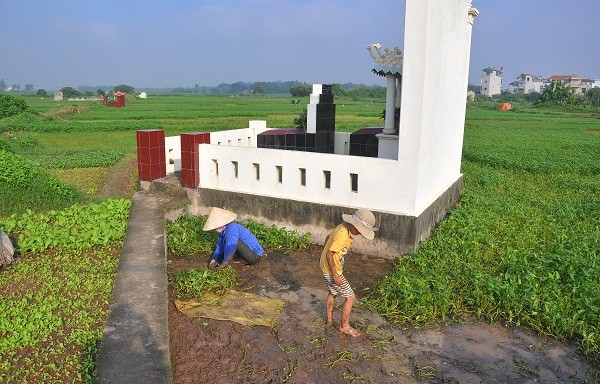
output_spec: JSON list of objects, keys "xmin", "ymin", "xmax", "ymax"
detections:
[{"xmin": 1, "ymin": 1, "xmax": 599, "ymax": 91}]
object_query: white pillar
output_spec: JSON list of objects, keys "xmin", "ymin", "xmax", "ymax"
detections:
[
  {"xmin": 396, "ymin": 77, "xmax": 402, "ymax": 109},
  {"xmin": 384, "ymin": 75, "xmax": 396, "ymax": 135}
]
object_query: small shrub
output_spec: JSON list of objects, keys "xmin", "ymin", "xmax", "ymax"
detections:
[
  {"xmin": 0, "ymin": 150, "xmax": 83, "ymax": 217},
  {"xmin": 0, "ymin": 94, "xmax": 29, "ymax": 119}
]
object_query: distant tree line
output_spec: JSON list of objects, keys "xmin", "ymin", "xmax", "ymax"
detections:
[
  {"xmin": 53, "ymin": 85, "xmax": 135, "ymax": 99},
  {"xmin": 168, "ymin": 81, "xmax": 386, "ymax": 97},
  {"xmin": 170, "ymin": 81, "xmax": 306, "ymax": 95},
  {"xmin": 290, "ymin": 83, "xmax": 385, "ymax": 100}
]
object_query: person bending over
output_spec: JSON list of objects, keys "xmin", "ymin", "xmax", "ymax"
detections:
[{"xmin": 203, "ymin": 207, "xmax": 264, "ymax": 270}]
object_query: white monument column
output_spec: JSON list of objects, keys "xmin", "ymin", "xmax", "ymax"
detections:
[
  {"xmin": 384, "ymin": 75, "xmax": 397, "ymax": 135},
  {"xmin": 366, "ymin": 43, "xmax": 403, "ymax": 159}
]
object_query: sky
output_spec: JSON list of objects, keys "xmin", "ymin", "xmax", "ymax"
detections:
[{"xmin": 1, "ymin": 0, "xmax": 599, "ymax": 91}]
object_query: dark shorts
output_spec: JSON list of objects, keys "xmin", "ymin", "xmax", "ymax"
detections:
[
  {"xmin": 235, "ymin": 240, "xmax": 262, "ymax": 265},
  {"xmin": 323, "ymin": 274, "xmax": 355, "ymax": 298}
]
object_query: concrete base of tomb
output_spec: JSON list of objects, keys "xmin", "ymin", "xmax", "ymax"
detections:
[{"xmin": 184, "ymin": 176, "xmax": 462, "ymax": 258}]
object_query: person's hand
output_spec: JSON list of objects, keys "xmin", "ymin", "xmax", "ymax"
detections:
[
  {"xmin": 208, "ymin": 260, "xmax": 219, "ymax": 271},
  {"xmin": 333, "ymin": 274, "xmax": 343, "ymax": 286}
]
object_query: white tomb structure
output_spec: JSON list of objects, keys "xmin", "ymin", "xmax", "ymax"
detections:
[{"xmin": 155, "ymin": 0, "xmax": 479, "ymax": 257}]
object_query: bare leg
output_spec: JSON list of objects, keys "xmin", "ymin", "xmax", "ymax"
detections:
[
  {"xmin": 326, "ymin": 293, "xmax": 336, "ymax": 326},
  {"xmin": 339, "ymin": 295, "xmax": 361, "ymax": 337}
]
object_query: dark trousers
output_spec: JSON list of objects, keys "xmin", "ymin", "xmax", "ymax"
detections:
[{"xmin": 235, "ymin": 240, "xmax": 262, "ymax": 265}]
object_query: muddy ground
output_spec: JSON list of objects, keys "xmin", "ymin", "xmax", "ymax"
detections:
[{"xmin": 167, "ymin": 245, "xmax": 598, "ymax": 384}]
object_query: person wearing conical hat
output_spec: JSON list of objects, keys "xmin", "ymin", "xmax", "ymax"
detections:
[
  {"xmin": 319, "ymin": 208, "xmax": 376, "ymax": 337},
  {"xmin": 203, "ymin": 207, "xmax": 265, "ymax": 270}
]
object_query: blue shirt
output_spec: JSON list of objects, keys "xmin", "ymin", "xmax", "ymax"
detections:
[{"xmin": 210, "ymin": 222, "xmax": 264, "ymax": 264}]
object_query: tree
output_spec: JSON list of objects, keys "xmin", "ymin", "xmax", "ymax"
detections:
[
  {"xmin": 37, "ymin": 89, "xmax": 48, "ymax": 97},
  {"xmin": 538, "ymin": 80, "xmax": 573, "ymax": 104},
  {"xmin": 585, "ymin": 87, "xmax": 600, "ymax": 106},
  {"xmin": 0, "ymin": 94, "xmax": 29, "ymax": 119},
  {"xmin": 293, "ymin": 108, "xmax": 307, "ymax": 131},
  {"xmin": 60, "ymin": 87, "xmax": 80, "ymax": 99},
  {"xmin": 113, "ymin": 84, "xmax": 134, "ymax": 94},
  {"xmin": 229, "ymin": 82, "xmax": 248, "ymax": 94},
  {"xmin": 468, "ymin": 84, "xmax": 481, "ymax": 94},
  {"xmin": 331, "ymin": 84, "xmax": 347, "ymax": 97},
  {"xmin": 289, "ymin": 84, "xmax": 311, "ymax": 97},
  {"xmin": 97, "ymin": 88, "xmax": 106, "ymax": 96},
  {"xmin": 524, "ymin": 91, "xmax": 541, "ymax": 104},
  {"xmin": 0, "ymin": 79, "xmax": 5, "ymax": 92},
  {"xmin": 252, "ymin": 85, "xmax": 265, "ymax": 95}
]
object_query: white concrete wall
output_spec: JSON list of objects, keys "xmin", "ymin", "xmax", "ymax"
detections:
[
  {"xmin": 166, "ymin": 121, "xmax": 351, "ymax": 173},
  {"xmin": 398, "ymin": 0, "xmax": 475, "ymax": 214},
  {"xmin": 165, "ymin": 136, "xmax": 181, "ymax": 173},
  {"xmin": 334, "ymin": 132, "xmax": 351, "ymax": 155},
  {"xmin": 164, "ymin": 120, "xmax": 271, "ymax": 174},
  {"xmin": 209, "ymin": 120, "xmax": 271, "ymax": 147},
  {"xmin": 197, "ymin": 145, "xmax": 415, "ymax": 215}
]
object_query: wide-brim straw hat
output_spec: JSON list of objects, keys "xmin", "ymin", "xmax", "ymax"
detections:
[
  {"xmin": 342, "ymin": 208, "xmax": 376, "ymax": 240},
  {"xmin": 202, "ymin": 207, "xmax": 237, "ymax": 231}
]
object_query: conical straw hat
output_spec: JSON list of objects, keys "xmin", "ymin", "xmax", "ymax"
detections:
[{"xmin": 202, "ymin": 207, "xmax": 237, "ymax": 231}]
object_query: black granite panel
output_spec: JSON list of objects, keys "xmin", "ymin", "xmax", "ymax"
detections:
[
  {"xmin": 319, "ymin": 94, "xmax": 333, "ymax": 104},
  {"xmin": 257, "ymin": 135, "xmax": 266, "ymax": 148},
  {"xmin": 295, "ymin": 133, "xmax": 306, "ymax": 148},
  {"xmin": 285, "ymin": 134, "xmax": 296, "ymax": 147},
  {"xmin": 315, "ymin": 132, "xmax": 326, "ymax": 147}
]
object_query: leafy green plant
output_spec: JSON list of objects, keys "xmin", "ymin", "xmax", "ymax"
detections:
[
  {"xmin": 171, "ymin": 267, "xmax": 237, "ymax": 300},
  {"xmin": 0, "ymin": 199, "xmax": 131, "ymax": 254},
  {"xmin": 0, "ymin": 94, "xmax": 29, "ymax": 119},
  {"xmin": 366, "ymin": 159, "xmax": 600, "ymax": 359},
  {"xmin": 243, "ymin": 219, "xmax": 311, "ymax": 252},
  {"xmin": 166, "ymin": 215, "xmax": 311, "ymax": 258},
  {"xmin": 27, "ymin": 149, "xmax": 126, "ymax": 169},
  {"xmin": 166, "ymin": 214, "xmax": 216, "ymax": 257},
  {"xmin": 0, "ymin": 150, "xmax": 83, "ymax": 217}
]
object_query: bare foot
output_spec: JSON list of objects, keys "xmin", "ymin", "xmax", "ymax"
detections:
[
  {"xmin": 339, "ymin": 327, "xmax": 361, "ymax": 337},
  {"xmin": 327, "ymin": 319, "xmax": 334, "ymax": 327}
]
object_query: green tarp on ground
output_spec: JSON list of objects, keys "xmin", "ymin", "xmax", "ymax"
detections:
[{"xmin": 175, "ymin": 290, "xmax": 284, "ymax": 327}]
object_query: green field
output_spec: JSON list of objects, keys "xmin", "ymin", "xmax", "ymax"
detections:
[{"xmin": 0, "ymin": 95, "xmax": 599, "ymax": 381}]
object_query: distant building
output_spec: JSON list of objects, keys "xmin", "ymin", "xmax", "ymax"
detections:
[
  {"xmin": 480, "ymin": 67, "xmax": 502, "ymax": 96},
  {"xmin": 508, "ymin": 73, "xmax": 546, "ymax": 94},
  {"xmin": 548, "ymin": 74, "xmax": 594, "ymax": 94},
  {"xmin": 54, "ymin": 91, "xmax": 63, "ymax": 101}
]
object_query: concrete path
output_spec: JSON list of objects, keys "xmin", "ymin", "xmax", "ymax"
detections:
[{"xmin": 94, "ymin": 191, "xmax": 175, "ymax": 384}]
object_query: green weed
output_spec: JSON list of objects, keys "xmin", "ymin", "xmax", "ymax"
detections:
[{"xmin": 171, "ymin": 267, "xmax": 237, "ymax": 300}]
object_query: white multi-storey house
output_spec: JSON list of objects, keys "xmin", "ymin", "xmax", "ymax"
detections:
[
  {"xmin": 481, "ymin": 67, "xmax": 502, "ymax": 96},
  {"xmin": 508, "ymin": 73, "xmax": 546, "ymax": 94}
]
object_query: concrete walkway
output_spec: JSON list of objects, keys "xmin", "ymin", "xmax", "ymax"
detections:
[{"xmin": 94, "ymin": 191, "xmax": 178, "ymax": 384}]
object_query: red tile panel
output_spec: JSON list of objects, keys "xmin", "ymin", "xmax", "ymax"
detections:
[
  {"xmin": 136, "ymin": 129, "xmax": 166, "ymax": 181},
  {"xmin": 180, "ymin": 132, "xmax": 210, "ymax": 188}
]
